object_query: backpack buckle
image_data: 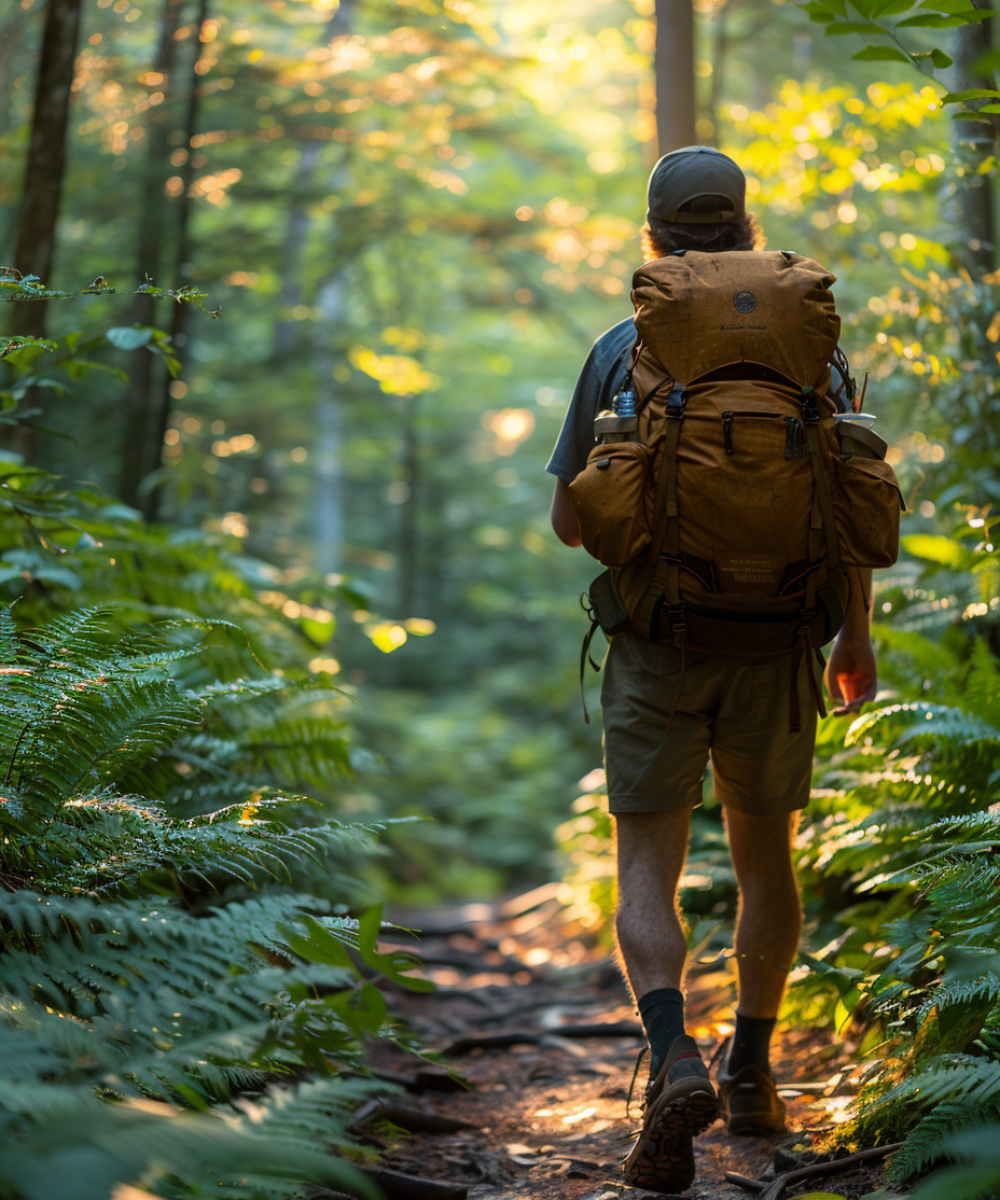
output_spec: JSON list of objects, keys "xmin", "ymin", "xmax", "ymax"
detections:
[
  {"xmin": 666, "ymin": 382, "xmax": 687, "ymax": 415},
  {"xmin": 667, "ymin": 606, "xmax": 686, "ymax": 634}
]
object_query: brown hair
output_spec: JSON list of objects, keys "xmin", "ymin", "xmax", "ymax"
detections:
[{"xmin": 641, "ymin": 194, "xmax": 766, "ymax": 261}]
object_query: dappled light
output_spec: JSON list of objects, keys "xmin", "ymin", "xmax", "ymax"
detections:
[{"xmin": 1, "ymin": 0, "xmax": 999, "ymax": 1196}]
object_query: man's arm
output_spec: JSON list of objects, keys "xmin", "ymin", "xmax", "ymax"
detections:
[
  {"xmin": 550, "ymin": 477, "xmax": 582, "ymax": 547},
  {"xmin": 826, "ymin": 565, "xmax": 876, "ymax": 715}
]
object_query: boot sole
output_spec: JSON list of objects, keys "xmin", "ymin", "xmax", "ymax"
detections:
[
  {"xmin": 725, "ymin": 1113, "xmax": 787, "ymax": 1137},
  {"xmin": 623, "ymin": 1084, "xmax": 718, "ymax": 1193}
]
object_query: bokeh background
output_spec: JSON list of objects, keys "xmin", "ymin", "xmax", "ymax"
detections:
[{"xmin": 2, "ymin": 0, "xmax": 997, "ymax": 905}]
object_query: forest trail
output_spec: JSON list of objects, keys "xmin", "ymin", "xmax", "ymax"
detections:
[{"xmin": 356, "ymin": 888, "xmax": 888, "ymax": 1200}]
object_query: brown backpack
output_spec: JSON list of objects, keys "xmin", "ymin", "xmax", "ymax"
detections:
[{"xmin": 569, "ymin": 250, "xmax": 904, "ymax": 727}]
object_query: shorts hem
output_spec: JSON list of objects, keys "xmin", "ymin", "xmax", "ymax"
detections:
[
  {"xmin": 608, "ymin": 791, "xmax": 703, "ymax": 815},
  {"xmin": 713, "ymin": 788, "xmax": 810, "ymax": 815}
]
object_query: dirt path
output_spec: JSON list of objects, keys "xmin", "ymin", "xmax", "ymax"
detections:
[{"xmin": 362, "ymin": 888, "xmax": 884, "ymax": 1200}]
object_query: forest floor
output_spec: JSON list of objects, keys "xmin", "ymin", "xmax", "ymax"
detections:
[{"xmin": 353, "ymin": 886, "xmax": 900, "ymax": 1200}]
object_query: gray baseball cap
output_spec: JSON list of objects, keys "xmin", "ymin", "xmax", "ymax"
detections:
[{"xmin": 646, "ymin": 145, "xmax": 746, "ymax": 224}]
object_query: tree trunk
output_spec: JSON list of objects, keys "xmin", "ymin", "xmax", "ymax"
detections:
[
  {"xmin": 654, "ymin": 0, "xmax": 696, "ymax": 156},
  {"xmin": 144, "ymin": 0, "xmax": 210, "ymax": 522},
  {"xmin": 9, "ymin": 0, "xmax": 83, "ymax": 335},
  {"xmin": 704, "ymin": 0, "xmax": 734, "ymax": 141},
  {"xmin": 6, "ymin": 0, "xmax": 83, "ymax": 462},
  {"xmin": 950, "ymin": 21, "xmax": 997, "ymax": 274},
  {"xmin": 118, "ymin": 0, "xmax": 185, "ymax": 509},
  {"xmin": 272, "ymin": 143, "xmax": 323, "ymax": 360},
  {"xmin": 398, "ymin": 397, "xmax": 420, "ymax": 617},
  {"xmin": 271, "ymin": 0, "xmax": 355, "ymax": 359},
  {"xmin": 303, "ymin": 0, "xmax": 356, "ymax": 573},
  {"xmin": 314, "ymin": 275, "xmax": 346, "ymax": 575}
]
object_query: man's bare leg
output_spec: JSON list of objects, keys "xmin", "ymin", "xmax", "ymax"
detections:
[
  {"xmin": 725, "ymin": 809, "xmax": 802, "ymax": 1015},
  {"xmin": 616, "ymin": 807, "xmax": 718, "ymax": 1195},
  {"xmin": 723, "ymin": 809, "xmax": 802, "ymax": 1089},
  {"xmin": 614, "ymin": 809, "xmax": 692, "ymax": 1000}
]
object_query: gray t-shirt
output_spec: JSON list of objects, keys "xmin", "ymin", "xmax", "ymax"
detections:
[
  {"xmin": 545, "ymin": 317, "xmax": 637, "ymax": 484},
  {"xmin": 545, "ymin": 317, "xmax": 852, "ymax": 484}
]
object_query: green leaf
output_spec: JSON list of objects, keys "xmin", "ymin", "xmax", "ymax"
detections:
[
  {"xmin": 941, "ymin": 87, "xmax": 1000, "ymax": 102},
  {"xmin": 870, "ymin": 0, "xmax": 920, "ymax": 14},
  {"xmin": 902, "ymin": 533, "xmax": 977, "ymax": 568},
  {"xmin": 979, "ymin": 102, "xmax": 1000, "ymax": 111},
  {"xmin": 301, "ymin": 614, "xmax": 335, "ymax": 645},
  {"xmin": 852, "ymin": 44, "xmax": 914, "ymax": 61},
  {"xmin": 280, "ymin": 915, "xmax": 357, "ymax": 970},
  {"xmin": 931, "ymin": 48, "xmax": 954, "ymax": 65},
  {"xmin": 105, "ymin": 326, "xmax": 154, "ymax": 351},
  {"xmin": 356, "ymin": 905, "xmax": 435, "ymax": 992},
  {"xmin": 827, "ymin": 19, "xmax": 892, "ymax": 31},
  {"xmin": 896, "ymin": 11, "xmax": 987, "ymax": 25}
]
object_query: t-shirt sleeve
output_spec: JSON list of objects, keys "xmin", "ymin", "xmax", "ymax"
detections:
[
  {"xmin": 546, "ymin": 330, "xmax": 632, "ymax": 483},
  {"xmin": 545, "ymin": 345, "xmax": 603, "ymax": 484}
]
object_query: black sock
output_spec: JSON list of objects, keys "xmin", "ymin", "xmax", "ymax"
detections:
[
  {"xmin": 726, "ymin": 1013, "xmax": 776, "ymax": 1075},
  {"xmin": 637, "ymin": 987, "xmax": 686, "ymax": 1080}
]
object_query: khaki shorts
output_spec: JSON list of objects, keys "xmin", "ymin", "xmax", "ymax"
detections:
[{"xmin": 601, "ymin": 632, "xmax": 818, "ymax": 815}]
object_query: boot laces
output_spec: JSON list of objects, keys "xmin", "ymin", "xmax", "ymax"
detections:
[{"xmin": 625, "ymin": 1045, "xmax": 649, "ymax": 1122}]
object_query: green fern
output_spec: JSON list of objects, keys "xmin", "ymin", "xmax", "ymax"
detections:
[{"xmin": 0, "ymin": 604, "xmax": 423, "ymax": 1199}]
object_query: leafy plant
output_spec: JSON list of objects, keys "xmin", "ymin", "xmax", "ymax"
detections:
[
  {"xmin": 0, "ymin": 603, "xmax": 429, "ymax": 1199},
  {"xmin": 801, "ymin": 0, "xmax": 1000, "ymax": 121}
]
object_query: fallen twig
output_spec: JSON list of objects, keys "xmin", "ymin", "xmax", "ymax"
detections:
[
  {"xmin": 723, "ymin": 1172, "xmax": 765, "ymax": 1193},
  {"xmin": 726, "ymin": 1142, "xmax": 906, "ymax": 1200},
  {"xmin": 363, "ymin": 1167, "xmax": 469, "ymax": 1199},
  {"xmin": 370, "ymin": 1067, "xmax": 467, "ymax": 1093},
  {"xmin": 376, "ymin": 1100, "xmax": 479, "ymax": 1134}
]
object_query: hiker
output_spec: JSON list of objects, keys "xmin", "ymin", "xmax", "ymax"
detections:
[{"xmin": 547, "ymin": 147, "xmax": 901, "ymax": 1193}]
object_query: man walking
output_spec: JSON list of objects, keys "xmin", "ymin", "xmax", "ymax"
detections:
[{"xmin": 547, "ymin": 147, "xmax": 881, "ymax": 1193}]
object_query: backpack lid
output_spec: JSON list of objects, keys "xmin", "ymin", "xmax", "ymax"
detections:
[{"xmin": 631, "ymin": 250, "xmax": 840, "ymax": 389}]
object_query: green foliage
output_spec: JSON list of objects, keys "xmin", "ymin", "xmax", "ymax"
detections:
[
  {"xmin": 801, "ymin": 0, "xmax": 1000, "ymax": 115},
  {"xmin": 0, "ymin": 603, "xmax": 426, "ymax": 1199},
  {"xmin": 781, "ymin": 527, "xmax": 1000, "ymax": 1187}
]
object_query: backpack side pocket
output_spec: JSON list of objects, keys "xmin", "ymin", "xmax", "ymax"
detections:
[
  {"xmin": 569, "ymin": 442, "xmax": 653, "ymax": 567},
  {"xmin": 831, "ymin": 455, "xmax": 904, "ymax": 568}
]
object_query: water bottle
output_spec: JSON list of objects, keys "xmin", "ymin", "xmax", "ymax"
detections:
[
  {"xmin": 614, "ymin": 386, "xmax": 636, "ymax": 420},
  {"xmin": 594, "ymin": 383, "xmax": 638, "ymax": 444}
]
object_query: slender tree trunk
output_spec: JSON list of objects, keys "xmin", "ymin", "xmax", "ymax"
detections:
[
  {"xmin": 303, "ymin": 0, "xmax": 356, "ymax": 573},
  {"xmin": 705, "ymin": 0, "xmax": 733, "ymax": 141},
  {"xmin": 655, "ymin": 0, "xmax": 696, "ymax": 156},
  {"xmin": 398, "ymin": 396, "xmax": 420, "ymax": 616},
  {"xmin": 6, "ymin": 0, "xmax": 83, "ymax": 461},
  {"xmin": 144, "ymin": 0, "xmax": 210, "ymax": 522},
  {"xmin": 950, "ymin": 21, "xmax": 997, "ymax": 274},
  {"xmin": 272, "ymin": 143, "xmax": 323, "ymax": 360},
  {"xmin": 9, "ymin": 0, "xmax": 83, "ymax": 333},
  {"xmin": 314, "ymin": 275, "xmax": 346, "ymax": 575},
  {"xmin": 119, "ymin": 0, "xmax": 185, "ymax": 509}
]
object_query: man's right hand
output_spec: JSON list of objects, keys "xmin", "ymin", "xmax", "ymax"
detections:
[{"xmin": 826, "ymin": 633, "xmax": 878, "ymax": 715}]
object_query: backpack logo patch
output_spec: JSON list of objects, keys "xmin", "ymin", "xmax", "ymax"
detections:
[{"xmin": 733, "ymin": 290, "xmax": 757, "ymax": 314}]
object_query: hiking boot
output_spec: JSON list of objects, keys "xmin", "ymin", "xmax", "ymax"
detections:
[
  {"xmin": 717, "ymin": 1063, "xmax": 786, "ymax": 1136},
  {"xmin": 622, "ymin": 1034, "xmax": 718, "ymax": 1194}
]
